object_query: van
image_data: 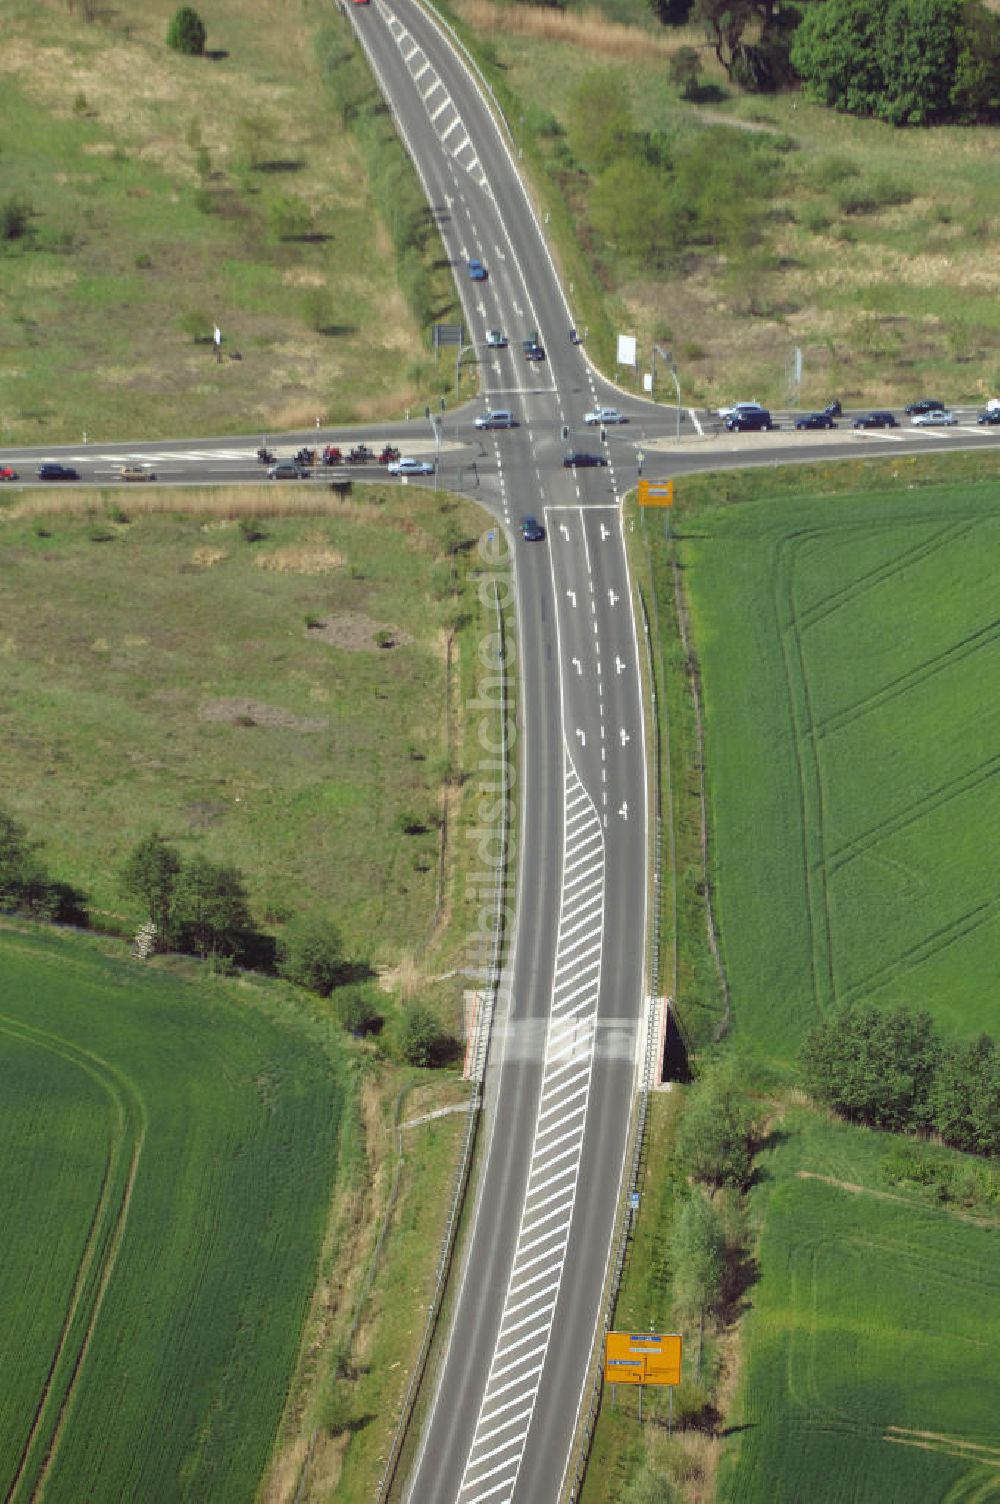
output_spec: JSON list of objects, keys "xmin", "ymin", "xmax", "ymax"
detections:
[
  {"xmin": 725, "ymin": 408, "xmax": 773, "ymax": 431},
  {"xmin": 475, "ymin": 409, "xmax": 516, "ymax": 430}
]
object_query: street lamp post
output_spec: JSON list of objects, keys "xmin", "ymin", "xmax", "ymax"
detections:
[
  {"xmin": 430, "ymin": 414, "xmax": 442, "ymax": 489},
  {"xmin": 652, "ymin": 345, "xmax": 682, "ymax": 443}
]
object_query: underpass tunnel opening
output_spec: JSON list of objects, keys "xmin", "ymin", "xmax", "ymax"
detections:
[{"xmin": 659, "ymin": 1000, "xmax": 692, "ymax": 1084}]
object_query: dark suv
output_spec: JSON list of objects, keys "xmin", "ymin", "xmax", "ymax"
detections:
[
  {"xmin": 37, "ymin": 463, "xmax": 80, "ymax": 481},
  {"xmin": 853, "ymin": 411, "xmax": 898, "ymax": 429},
  {"xmin": 725, "ymin": 408, "xmax": 773, "ymax": 432},
  {"xmin": 904, "ymin": 398, "xmax": 944, "ymax": 415}
]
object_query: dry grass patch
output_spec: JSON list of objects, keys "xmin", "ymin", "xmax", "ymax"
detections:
[
  {"xmin": 190, "ymin": 546, "xmax": 228, "ymax": 567},
  {"xmin": 306, "ymin": 612, "xmax": 411, "ymax": 651},
  {"xmin": 455, "ymin": 0, "xmax": 676, "ymax": 59},
  {"xmin": 255, "ymin": 544, "xmax": 345, "ymax": 574}
]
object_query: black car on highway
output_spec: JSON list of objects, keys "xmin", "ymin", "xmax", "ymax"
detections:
[
  {"xmin": 853, "ymin": 411, "xmax": 898, "ymax": 429},
  {"xmin": 37, "ymin": 463, "xmax": 80, "ymax": 481},
  {"xmin": 794, "ymin": 412, "xmax": 837, "ymax": 430},
  {"xmin": 977, "ymin": 409, "xmax": 1000, "ymax": 425},
  {"xmin": 520, "ymin": 515, "xmax": 545, "ymax": 542},
  {"xmin": 904, "ymin": 398, "xmax": 945, "ymax": 415},
  {"xmin": 724, "ymin": 408, "xmax": 773, "ymax": 431},
  {"xmin": 563, "ymin": 451, "xmax": 608, "ymax": 468}
]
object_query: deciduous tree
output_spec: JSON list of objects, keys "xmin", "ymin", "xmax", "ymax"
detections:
[{"xmin": 120, "ymin": 832, "xmax": 181, "ymax": 942}]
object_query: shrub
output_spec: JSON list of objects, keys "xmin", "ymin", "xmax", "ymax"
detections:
[
  {"xmin": 668, "ymin": 46, "xmax": 703, "ymax": 100},
  {"xmin": 268, "ymin": 194, "xmax": 313, "ymax": 242},
  {"xmin": 178, "ymin": 309, "xmax": 211, "ymax": 342},
  {"xmin": 0, "ymin": 196, "xmax": 32, "ymax": 243},
  {"xmin": 277, "ymin": 916, "xmax": 347, "ymax": 996},
  {"xmin": 396, "ymin": 1005, "xmax": 456, "ymax": 1067},
  {"xmin": 334, "ymin": 985, "xmax": 383, "ymax": 1036},
  {"xmin": 677, "ymin": 1061, "xmax": 755, "ymax": 1190},
  {"xmin": 167, "ymin": 6, "xmax": 207, "ymax": 56},
  {"xmin": 301, "ymin": 288, "xmax": 333, "ymax": 333}
]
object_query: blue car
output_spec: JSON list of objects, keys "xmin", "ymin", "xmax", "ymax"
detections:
[{"xmin": 468, "ymin": 258, "xmax": 487, "ymax": 281}]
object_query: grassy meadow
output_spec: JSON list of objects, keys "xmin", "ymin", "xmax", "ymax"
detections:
[
  {"xmin": 0, "ymin": 484, "xmax": 491, "ymax": 986},
  {"xmin": 0, "ymin": 0, "xmax": 458, "ymax": 444},
  {"xmin": 0, "ymin": 923, "xmax": 347, "ymax": 1503}
]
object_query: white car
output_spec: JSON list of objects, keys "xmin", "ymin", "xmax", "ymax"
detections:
[
  {"xmin": 910, "ymin": 409, "xmax": 957, "ymax": 426},
  {"xmin": 584, "ymin": 407, "xmax": 627, "ymax": 426},
  {"xmin": 388, "ymin": 456, "xmax": 435, "ymax": 476}
]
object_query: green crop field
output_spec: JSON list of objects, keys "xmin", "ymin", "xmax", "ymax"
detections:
[
  {"xmin": 0, "ymin": 923, "xmax": 346, "ymax": 1503},
  {"xmin": 679, "ymin": 473, "xmax": 1000, "ymax": 1062},
  {"xmin": 716, "ymin": 1111, "xmax": 1000, "ymax": 1504},
  {"xmin": 651, "ymin": 458, "xmax": 1000, "ymax": 1501}
]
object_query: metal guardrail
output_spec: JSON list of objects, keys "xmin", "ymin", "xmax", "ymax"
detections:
[{"xmin": 376, "ymin": 581, "xmax": 511, "ymax": 1502}]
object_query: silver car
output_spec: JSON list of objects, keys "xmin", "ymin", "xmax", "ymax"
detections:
[
  {"xmin": 388, "ymin": 456, "xmax": 435, "ymax": 476},
  {"xmin": 475, "ymin": 410, "xmax": 516, "ymax": 430},
  {"xmin": 584, "ymin": 407, "xmax": 627, "ymax": 426},
  {"xmin": 910, "ymin": 409, "xmax": 957, "ymax": 426}
]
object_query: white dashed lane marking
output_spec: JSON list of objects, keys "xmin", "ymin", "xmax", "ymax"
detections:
[{"xmin": 457, "ymin": 751, "xmax": 604, "ymax": 1504}]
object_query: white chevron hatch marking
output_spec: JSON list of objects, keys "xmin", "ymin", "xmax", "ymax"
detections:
[{"xmin": 457, "ymin": 749, "xmax": 604, "ymax": 1504}]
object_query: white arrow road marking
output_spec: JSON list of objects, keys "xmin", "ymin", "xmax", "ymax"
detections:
[
  {"xmin": 567, "ymin": 589, "xmax": 577, "ymax": 608},
  {"xmin": 620, "ymin": 728, "xmax": 630, "ymax": 747},
  {"xmin": 600, "ymin": 523, "xmax": 610, "ymax": 540},
  {"xmin": 619, "ymin": 801, "xmax": 628, "ymax": 821},
  {"xmin": 457, "ymin": 752, "xmax": 604, "ymax": 1504},
  {"xmin": 560, "ymin": 524, "xmax": 570, "ymax": 540},
  {"xmin": 572, "ymin": 657, "xmax": 582, "ymax": 675},
  {"xmin": 608, "ymin": 589, "xmax": 618, "ymax": 606},
  {"xmin": 576, "ymin": 729, "xmax": 586, "ymax": 746},
  {"xmin": 615, "ymin": 656, "xmax": 626, "ymax": 674}
]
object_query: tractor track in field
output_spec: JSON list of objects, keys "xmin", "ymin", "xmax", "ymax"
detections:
[
  {"xmin": 0, "ymin": 1018, "xmax": 146, "ymax": 1504},
  {"xmin": 838, "ymin": 894, "xmax": 1000, "ymax": 1009},
  {"xmin": 827, "ymin": 752, "xmax": 1000, "ymax": 874},
  {"xmin": 774, "ymin": 534, "xmax": 836, "ymax": 1011},
  {"xmin": 795, "ymin": 518, "xmax": 978, "ymax": 633},
  {"xmin": 814, "ymin": 617, "xmax": 1000, "ymax": 740}
]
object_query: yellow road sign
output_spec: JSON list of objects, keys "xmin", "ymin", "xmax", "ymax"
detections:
[
  {"xmin": 605, "ymin": 1331, "xmax": 682, "ymax": 1387},
  {"xmin": 638, "ymin": 479, "xmax": 674, "ymax": 508}
]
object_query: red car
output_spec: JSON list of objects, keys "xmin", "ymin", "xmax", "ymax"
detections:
[{"xmin": 0, "ymin": 466, "xmax": 19, "ymax": 481}]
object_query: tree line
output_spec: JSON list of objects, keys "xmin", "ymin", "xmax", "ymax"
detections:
[
  {"xmin": 645, "ymin": 0, "xmax": 1000, "ymax": 123},
  {"xmin": 0, "ymin": 810, "xmax": 458, "ymax": 1067},
  {"xmin": 800, "ymin": 1002, "xmax": 1000, "ymax": 1158}
]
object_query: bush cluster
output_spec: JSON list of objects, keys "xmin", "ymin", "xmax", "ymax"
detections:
[
  {"xmin": 120, "ymin": 832, "xmax": 261, "ymax": 964},
  {"xmin": 792, "ymin": 0, "xmax": 1000, "ymax": 125},
  {"xmin": 0, "ymin": 807, "xmax": 87, "ymax": 924},
  {"xmin": 800, "ymin": 1003, "xmax": 1000, "ymax": 1158},
  {"xmin": 563, "ymin": 74, "xmax": 781, "ymax": 274}
]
